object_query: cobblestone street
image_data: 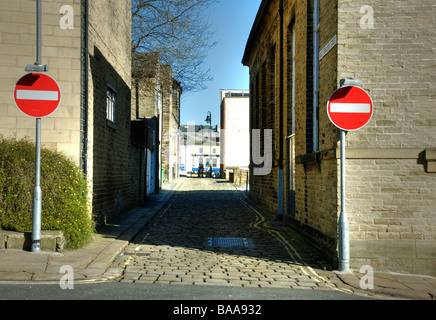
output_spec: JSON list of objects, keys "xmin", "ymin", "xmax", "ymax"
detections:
[{"xmin": 111, "ymin": 178, "xmax": 355, "ymax": 295}]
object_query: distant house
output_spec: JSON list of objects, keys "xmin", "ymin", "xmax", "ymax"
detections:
[
  {"xmin": 220, "ymin": 89, "xmax": 250, "ymax": 178},
  {"xmin": 242, "ymin": 0, "xmax": 436, "ymax": 276},
  {"xmin": 0, "ymin": 0, "xmax": 135, "ymax": 226},
  {"xmin": 179, "ymin": 124, "xmax": 220, "ymax": 176}
]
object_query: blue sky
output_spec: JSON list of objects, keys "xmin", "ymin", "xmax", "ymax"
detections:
[{"xmin": 179, "ymin": 0, "xmax": 262, "ymax": 126}]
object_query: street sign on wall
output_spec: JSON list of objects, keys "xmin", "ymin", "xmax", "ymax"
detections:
[
  {"xmin": 14, "ymin": 72, "xmax": 61, "ymax": 118},
  {"xmin": 327, "ymin": 86, "xmax": 373, "ymax": 131}
]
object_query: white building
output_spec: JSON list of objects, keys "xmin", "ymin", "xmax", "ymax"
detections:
[
  {"xmin": 220, "ymin": 89, "xmax": 250, "ymax": 174},
  {"xmin": 179, "ymin": 123, "xmax": 220, "ymax": 176}
]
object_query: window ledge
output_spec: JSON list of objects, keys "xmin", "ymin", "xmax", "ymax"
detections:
[{"xmin": 106, "ymin": 119, "xmax": 117, "ymax": 130}]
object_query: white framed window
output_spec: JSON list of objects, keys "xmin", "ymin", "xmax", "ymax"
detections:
[{"xmin": 106, "ymin": 86, "xmax": 116, "ymax": 123}]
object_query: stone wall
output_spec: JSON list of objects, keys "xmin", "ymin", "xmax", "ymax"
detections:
[
  {"xmin": 87, "ymin": 0, "xmax": 133, "ymax": 225},
  {"xmin": 335, "ymin": 0, "xmax": 436, "ymax": 275},
  {"xmin": 160, "ymin": 65, "xmax": 181, "ymax": 182},
  {"xmin": 244, "ymin": 0, "xmax": 436, "ymax": 275},
  {"xmin": 0, "ymin": 0, "xmax": 82, "ymax": 164}
]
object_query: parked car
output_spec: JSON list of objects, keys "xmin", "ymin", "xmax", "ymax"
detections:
[{"xmin": 211, "ymin": 169, "xmax": 220, "ymax": 178}]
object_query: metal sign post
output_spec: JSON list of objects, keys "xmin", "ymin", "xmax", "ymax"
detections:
[
  {"xmin": 31, "ymin": 0, "xmax": 42, "ymax": 253},
  {"xmin": 32, "ymin": 0, "xmax": 43, "ymax": 253},
  {"xmin": 14, "ymin": 70, "xmax": 61, "ymax": 250},
  {"xmin": 14, "ymin": 1, "xmax": 57, "ymax": 252},
  {"xmin": 32, "ymin": 118, "xmax": 42, "ymax": 253},
  {"xmin": 338, "ymin": 129, "xmax": 349, "ymax": 271},
  {"xmin": 327, "ymin": 79, "xmax": 373, "ymax": 272}
]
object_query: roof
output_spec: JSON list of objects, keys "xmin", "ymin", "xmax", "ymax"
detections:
[{"xmin": 241, "ymin": 0, "xmax": 269, "ymax": 66}]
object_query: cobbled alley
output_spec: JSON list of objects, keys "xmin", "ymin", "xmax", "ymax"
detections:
[{"xmin": 110, "ymin": 177, "xmax": 355, "ymax": 295}]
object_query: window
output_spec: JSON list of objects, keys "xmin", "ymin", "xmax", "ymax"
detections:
[
  {"xmin": 225, "ymin": 92, "xmax": 249, "ymax": 98},
  {"xmin": 106, "ymin": 86, "xmax": 116, "ymax": 123}
]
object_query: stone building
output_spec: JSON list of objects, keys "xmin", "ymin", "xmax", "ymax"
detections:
[
  {"xmin": 132, "ymin": 53, "xmax": 182, "ymax": 185},
  {"xmin": 0, "ymin": 0, "xmax": 134, "ymax": 225},
  {"xmin": 132, "ymin": 52, "xmax": 162, "ymax": 196},
  {"xmin": 242, "ymin": 0, "xmax": 436, "ymax": 275},
  {"xmin": 161, "ymin": 67, "xmax": 182, "ymax": 182}
]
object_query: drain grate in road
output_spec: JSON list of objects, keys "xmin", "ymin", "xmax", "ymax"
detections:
[
  {"xmin": 208, "ymin": 237, "xmax": 249, "ymax": 248},
  {"xmin": 124, "ymin": 252, "xmax": 151, "ymax": 257}
]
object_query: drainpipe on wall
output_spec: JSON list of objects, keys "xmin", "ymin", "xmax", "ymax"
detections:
[
  {"xmin": 155, "ymin": 114, "xmax": 161, "ymax": 194},
  {"xmin": 278, "ymin": 0, "xmax": 284, "ymax": 223},
  {"xmin": 81, "ymin": 0, "xmax": 89, "ymax": 175}
]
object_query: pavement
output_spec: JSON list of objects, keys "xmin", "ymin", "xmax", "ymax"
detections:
[
  {"xmin": 0, "ymin": 177, "xmax": 435, "ymax": 300},
  {"xmin": 0, "ymin": 179, "xmax": 184, "ymax": 283}
]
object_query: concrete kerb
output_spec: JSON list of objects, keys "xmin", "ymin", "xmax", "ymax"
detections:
[{"xmin": 335, "ymin": 270, "xmax": 436, "ymax": 300}]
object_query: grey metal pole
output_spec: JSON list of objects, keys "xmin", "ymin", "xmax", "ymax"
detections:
[
  {"xmin": 338, "ymin": 129, "xmax": 349, "ymax": 271},
  {"xmin": 32, "ymin": 118, "xmax": 42, "ymax": 252},
  {"xmin": 36, "ymin": 0, "xmax": 41, "ymax": 65},
  {"xmin": 31, "ymin": 0, "xmax": 43, "ymax": 253}
]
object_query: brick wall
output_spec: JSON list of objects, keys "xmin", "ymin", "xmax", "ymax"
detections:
[
  {"xmin": 244, "ymin": 0, "xmax": 436, "ymax": 275},
  {"xmin": 292, "ymin": 0, "xmax": 340, "ymax": 258},
  {"xmin": 132, "ymin": 52, "xmax": 160, "ymax": 119},
  {"xmin": 87, "ymin": 0, "xmax": 132, "ymax": 225},
  {"xmin": 160, "ymin": 65, "xmax": 181, "ymax": 182},
  {"xmin": 0, "ymin": 0, "xmax": 82, "ymax": 164},
  {"xmin": 0, "ymin": 0, "xmax": 141, "ymax": 227},
  {"xmin": 336, "ymin": 0, "xmax": 436, "ymax": 275},
  {"xmin": 245, "ymin": 0, "xmax": 279, "ymax": 215}
]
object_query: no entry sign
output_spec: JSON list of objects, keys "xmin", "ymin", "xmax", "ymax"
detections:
[
  {"xmin": 327, "ymin": 86, "xmax": 373, "ymax": 131},
  {"xmin": 14, "ymin": 73, "xmax": 61, "ymax": 118}
]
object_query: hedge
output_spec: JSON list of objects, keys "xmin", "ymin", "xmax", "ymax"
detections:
[{"xmin": 0, "ymin": 136, "xmax": 95, "ymax": 249}]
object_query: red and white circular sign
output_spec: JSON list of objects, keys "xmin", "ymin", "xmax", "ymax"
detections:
[
  {"xmin": 14, "ymin": 73, "xmax": 61, "ymax": 118},
  {"xmin": 327, "ymin": 86, "xmax": 373, "ymax": 131}
]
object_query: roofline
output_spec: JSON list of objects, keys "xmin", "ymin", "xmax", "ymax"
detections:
[{"xmin": 242, "ymin": 0, "xmax": 269, "ymax": 66}]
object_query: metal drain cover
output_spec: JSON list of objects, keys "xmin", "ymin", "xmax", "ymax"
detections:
[{"xmin": 208, "ymin": 237, "xmax": 249, "ymax": 248}]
